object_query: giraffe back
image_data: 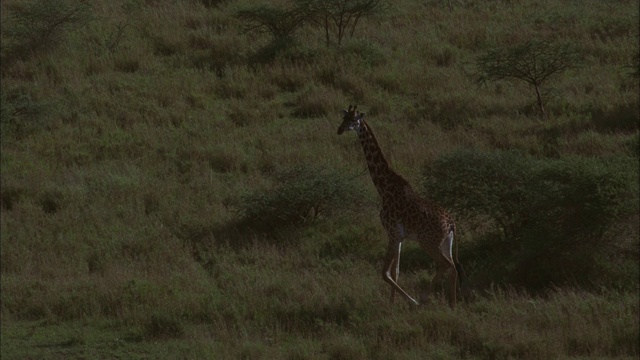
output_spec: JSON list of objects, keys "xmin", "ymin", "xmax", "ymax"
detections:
[{"xmin": 380, "ymin": 181, "xmax": 454, "ymax": 251}]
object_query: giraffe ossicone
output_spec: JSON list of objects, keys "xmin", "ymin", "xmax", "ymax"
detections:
[{"xmin": 337, "ymin": 104, "xmax": 462, "ymax": 307}]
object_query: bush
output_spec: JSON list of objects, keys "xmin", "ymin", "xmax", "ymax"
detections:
[
  {"xmin": 0, "ymin": 89, "xmax": 50, "ymax": 140},
  {"xmin": 292, "ymin": 84, "xmax": 342, "ymax": 118},
  {"xmin": 236, "ymin": 164, "xmax": 367, "ymax": 235},
  {"xmin": 342, "ymin": 39, "xmax": 387, "ymax": 66},
  {"xmin": 590, "ymin": 103, "xmax": 640, "ymax": 133},
  {"xmin": 422, "ymin": 150, "xmax": 639, "ymax": 291},
  {"xmin": 247, "ymin": 36, "xmax": 298, "ymax": 65},
  {"xmin": 1, "ymin": 0, "xmax": 92, "ymax": 67},
  {"xmin": 144, "ymin": 312, "xmax": 185, "ymax": 340}
]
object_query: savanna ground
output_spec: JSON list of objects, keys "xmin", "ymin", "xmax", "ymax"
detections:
[{"xmin": 1, "ymin": 0, "xmax": 639, "ymax": 359}]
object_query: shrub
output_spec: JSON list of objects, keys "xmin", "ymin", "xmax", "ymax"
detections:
[
  {"xmin": 247, "ymin": 36, "xmax": 298, "ymax": 65},
  {"xmin": 342, "ymin": 39, "xmax": 387, "ymax": 66},
  {"xmin": 1, "ymin": 0, "xmax": 92, "ymax": 67},
  {"xmin": 422, "ymin": 150, "xmax": 639, "ymax": 291},
  {"xmin": 144, "ymin": 312, "xmax": 185, "ymax": 339},
  {"xmin": 235, "ymin": 164, "xmax": 366, "ymax": 235},
  {"xmin": 627, "ymin": 133, "xmax": 640, "ymax": 157},
  {"xmin": 422, "ymin": 150, "xmax": 532, "ymax": 238},
  {"xmin": 629, "ymin": 52, "xmax": 640, "ymax": 78},
  {"xmin": 198, "ymin": 0, "xmax": 228, "ymax": 8},
  {"xmin": 0, "ymin": 185, "xmax": 24, "ymax": 211},
  {"xmin": 292, "ymin": 85, "xmax": 342, "ymax": 118},
  {"xmin": 0, "ymin": 89, "xmax": 50, "ymax": 140},
  {"xmin": 590, "ymin": 103, "xmax": 640, "ymax": 133}
]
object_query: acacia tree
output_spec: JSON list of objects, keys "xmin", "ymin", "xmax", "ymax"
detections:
[
  {"xmin": 236, "ymin": 0, "xmax": 388, "ymax": 48},
  {"xmin": 474, "ymin": 39, "xmax": 581, "ymax": 116},
  {"xmin": 297, "ymin": 0, "xmax": 389, "ymax": 45},
  {"xmin": 235, "ymin": 5, "xmax": 307, "ymax": 41},
  {"xmin": 1, "ymin": 0, "xmax": 92, "ymax": 67},
  {"xmin": 235, "ymin": 3, "xmax": 309, "ymax": 63}
]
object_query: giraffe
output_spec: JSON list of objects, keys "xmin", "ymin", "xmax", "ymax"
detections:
[{"xmin": 337, "ymin": 105, "xmax": 461, "ymax": 307}]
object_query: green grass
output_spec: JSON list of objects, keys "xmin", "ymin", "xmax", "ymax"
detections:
[{"xmin": 1, "ymin": 0, "xmax": 639, "ymax": 358}]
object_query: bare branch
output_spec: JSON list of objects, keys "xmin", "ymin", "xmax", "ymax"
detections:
[
  {"xmin": 235, "ymin": 5, "xmax": 306, "ymax": 39},
  {"xmin": 294, "ymin": 0, "xmax": 389, "ymax": 45}
]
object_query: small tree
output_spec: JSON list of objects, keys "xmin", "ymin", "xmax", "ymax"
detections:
[
  {"xmin": 236, "ymin": 0, "xmax": 388, "ymax": 49},
  {"xmin": 235, "ymin": 4, "xmax": 306, "ymax": 41},
  {"xmin": 235, "ymin": 4, "xmax": 310, "ymax": 63},
  {"xmin": 296, "ymin": 0, "xmax": 389, "ymax": 45},
  {"xmin": 473, "ymin": 39, "xmax": 581, "ymax": 116}
]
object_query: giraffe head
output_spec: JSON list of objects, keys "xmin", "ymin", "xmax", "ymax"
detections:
[{"xmin": 337, "ymin": 104, "xmax": 366, "ymax": 135}]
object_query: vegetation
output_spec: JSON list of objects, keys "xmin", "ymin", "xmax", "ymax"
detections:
[
  {"xmin": 473, "ymin": 39, "xmax": 582, "ymax": 116},
  {"xmin": 1, "ymin": 0, "xmax": 92, "ymax": 68},
  {"xmin": 236, "ymin": 164, "xmax": 367, "ymax": 234},
  {"xmin": 300, "ymin": 0, "xmax": 390, "ymax": 45},
  {"xmin": 236, "ymin": 3, "xmax": 306, "ymax": 41},
  {"xmin": 236, "ymin": 0, "xmax": 389, "ymax": 64},
  {"xmin": 1, "ymin": 0, "xmax": 638, "ymax": 358},
  {"xmin": 422, "ymin": 150, "xmax": 639, "ymax": 290}
]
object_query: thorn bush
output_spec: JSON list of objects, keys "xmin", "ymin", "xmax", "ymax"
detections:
[
  {"xmin": 236, "ymin": 164, "xmax": 367, "ymax": 235},
  {"xmin": 422, "ymin": 149, "xmax": 639, "ymax": 290},
  {"xmin": 1, "ymin": 0, "xmax": 92, "ymax": 67}
]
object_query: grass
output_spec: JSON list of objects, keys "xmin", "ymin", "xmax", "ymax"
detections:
[
  {"xmin": 1, "ymin": 0, "xmax": 639, "ymax": 358},
  {"xmin": 2, "ymin": 266, "xmax": 638, "ymax": 359}
]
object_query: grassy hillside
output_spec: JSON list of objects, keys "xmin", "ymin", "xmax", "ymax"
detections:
[{"xmin": 1, "ymin": 0, "xmax": 638, "ymax": 358}]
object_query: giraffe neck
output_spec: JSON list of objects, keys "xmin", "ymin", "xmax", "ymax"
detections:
[{"xmin": 357, "ymin": 120, "xmax": 405, "ymax": 198}]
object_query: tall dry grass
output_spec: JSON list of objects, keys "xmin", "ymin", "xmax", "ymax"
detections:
[{"xmin": 1, "ymin": 0, "xmax": 638, "ymax": 358}]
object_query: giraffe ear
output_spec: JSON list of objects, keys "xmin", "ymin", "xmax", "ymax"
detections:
[
  {"xmin": 357, "ymin": 112, "xmax": 366, "ymax": 119},
  {"xmin": 341, "ymin": 109, "xmax": 348, "ymax": 116}
]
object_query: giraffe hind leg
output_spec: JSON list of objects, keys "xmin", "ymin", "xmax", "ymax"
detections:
[
  {"xmin": 389, "ymin": 255, "xmax": 397, "ymax": 303},
  {"xmin": 445, "ymin": 263, "xmax": 458, "ymax": 308},
  {"xmin": 440, "ymin": 230, "xmax": 458, "ymax": 307},
  {"xmin": 454, "ymin": 261, "xmax": 468, "ymax": 302},
  {"xmin": 439, "ymin": 230, "xmax": 455, "ymax": 264},
  {"xmin": 390, "ymin": 242, "xmax": 402, "ymax": 303},
  {"xmin": 426, "ymin": 231, "xmax": 458, "ymax": 307},
  {"xmin": 429, "ymin": 265, "xmax": 445, "ymax": 298}
]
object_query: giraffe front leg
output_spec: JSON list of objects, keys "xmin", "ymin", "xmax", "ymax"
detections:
[
  {"xmin": 390, "ymin": 241, "xmax": 402, "ymax": 303},
  {"xmin": 383, "ymin": 240, "xmax": 418, "ymax": 306},
  {"xmin": 389, "ymin": 255, "xmax": 397, "ymax": 303}
]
